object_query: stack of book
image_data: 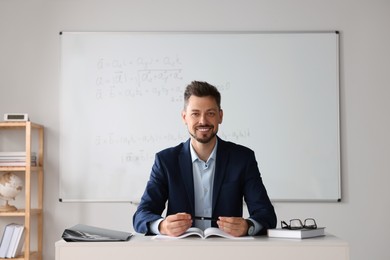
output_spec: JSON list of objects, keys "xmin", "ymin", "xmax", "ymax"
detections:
[
  {"xmin": 0, "ymin": 152, "xmax": 37, "ymax": 166},
  {"xmin": 267, "ymin": 227, "xmax": 326, "ymax": 239},
  {"xmin": 0, "ymin": 223, "xmax": 25, "ymax": 258}
]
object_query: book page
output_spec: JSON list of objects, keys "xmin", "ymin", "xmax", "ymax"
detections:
[
  {"xmin": 153, "ymin": 227, "xmax": 204, "ymax": 239},
  {"xmin": 203, "ymin": 227, "xmax": 254, "ymax": 240}
]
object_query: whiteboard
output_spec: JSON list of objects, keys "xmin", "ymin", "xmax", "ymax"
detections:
[{"xmin": 59, "ymin": 31, "xmax": 340, "ymax": 202}]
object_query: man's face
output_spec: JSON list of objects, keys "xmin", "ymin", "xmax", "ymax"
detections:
[{"xmin": 182, "ymin": 95, "xmax": 223, "ymax": 144}]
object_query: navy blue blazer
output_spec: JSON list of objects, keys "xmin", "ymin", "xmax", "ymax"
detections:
[{"xmin": 133, "ymin": 137, "xmax": 276, "ymax": 235}]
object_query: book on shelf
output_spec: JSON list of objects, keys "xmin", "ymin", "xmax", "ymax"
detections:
[
  {"xmin": 0, "ymin": 151, "xmax": 37, "ymax": 166},
  {"xmin": 62, "ymin": 224, "xmax": 133, "ymax": 242},
  {"xmin": 0, "ymin": 161, "xmax": 37, "ymax": 166},
  {"xmin": 6, "ymin": 225, "xmax": 25, "ymax": 258},
  {"xmin": 0, "ymin": 223, "xmax": 25, "ymax": 258},
  {"xmin": 0, "ymin": 151, "xmax": 36, "ymax": 157},
  {"xmin": 153, "ymin": 227, "xmax": 254, "ymax": 240},
  {"xmin": 0, "ymin": 156, "xmax": 37, "ymax": 161},
  {"xmin": 267, "ymin": 227, "xmax": 326, "ymax": 239},
  {"xmin": 0, "ymin": 223, "xmax": 16, "ymax": 258}
]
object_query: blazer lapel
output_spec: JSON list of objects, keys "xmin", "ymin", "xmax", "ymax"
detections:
[
  {"xmin": 179, "ymin": 139, "xmax": 195, "ymax": 214},
  {"xmin": 212, "ymin": 138, "xmax": 229, "ymax": 213}
]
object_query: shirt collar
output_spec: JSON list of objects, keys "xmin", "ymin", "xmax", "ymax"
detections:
[{"xmin": 190, "ymin": 139, "xmax": 218, "ymax": 163}]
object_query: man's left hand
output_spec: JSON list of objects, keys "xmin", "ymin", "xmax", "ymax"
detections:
[{"xmin": 217, "ymin": 216, "xmax": 248, "ymax": 237}]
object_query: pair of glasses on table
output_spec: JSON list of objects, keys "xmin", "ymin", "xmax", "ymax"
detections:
[{"xmin": 281, "ymin": 218, "xmax": 317, "ymax": 230}]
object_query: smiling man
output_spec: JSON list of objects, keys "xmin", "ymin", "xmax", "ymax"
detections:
[{"xmin": 133, "ymin": 81, "xmax": 276, "ymax": 237}]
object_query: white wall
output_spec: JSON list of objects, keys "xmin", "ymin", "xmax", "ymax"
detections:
[{"xmin": 0, "ymin": 0, "xmax": 389, "ymax": 259}]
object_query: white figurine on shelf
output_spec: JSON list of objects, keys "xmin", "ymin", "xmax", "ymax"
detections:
[{"xmin": 0, "ymin": 172, "xmax": 23, "ymax": 212}]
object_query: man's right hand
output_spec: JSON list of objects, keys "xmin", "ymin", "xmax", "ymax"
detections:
[{"xmin": 159, "ymin": 213, "xmax": 192, "ymax": 237}]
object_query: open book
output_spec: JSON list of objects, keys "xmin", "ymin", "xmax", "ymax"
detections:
[{"xmin": 153, "ymin": 227, "xmax": 253, "ymax": 240}]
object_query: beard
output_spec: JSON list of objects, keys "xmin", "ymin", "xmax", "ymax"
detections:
[{"xmin": 189, "ymin": 125, "xmax": 218, "ymax": 144}]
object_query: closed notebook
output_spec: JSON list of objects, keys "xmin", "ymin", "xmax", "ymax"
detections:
[
  {"xmin": 62, "ymin": 224, "xmax": 133, "ymax": 242},
  {"xmin": 267, "ymin": 227, "xmax": 325, "ymax": 239}
]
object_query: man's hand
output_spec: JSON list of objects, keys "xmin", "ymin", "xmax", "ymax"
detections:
[
  {"xmin": 159, "ymin": 213, "xmax": 192, "ymax": 237},
  {"xmin": 217, "ymin": 216, "xmax": 248, "ymax": 237}
]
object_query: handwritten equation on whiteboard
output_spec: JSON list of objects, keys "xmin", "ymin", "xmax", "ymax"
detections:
[
  {"xmin": 93, "ymin": 128, "xmax": 251, "ymax": 164},
  {"xmin": 94, "ymin": 56, "xmax": 184, "ymax": 101},
  {"xmin": 88, "ymin": 55, "xmax": 239, "ymax": 169}
]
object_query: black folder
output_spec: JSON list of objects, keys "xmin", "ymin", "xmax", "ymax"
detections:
[{"xmin": 62, "ymin": 224, "xmax": 133, "ymax": 242}]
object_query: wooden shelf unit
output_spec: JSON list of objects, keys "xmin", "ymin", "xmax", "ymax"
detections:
[{"xmin": 0, "ymin": 121, "xmax": 43, "ymax": 260}]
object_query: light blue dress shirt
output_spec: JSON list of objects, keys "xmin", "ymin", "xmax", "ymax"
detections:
[{"xmin": 190, "ymin": 141, "xmax": 217, "ymax": 230}]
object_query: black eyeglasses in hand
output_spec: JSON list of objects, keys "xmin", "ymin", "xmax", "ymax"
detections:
[{"xmin": 281, "ymin": 218, "xmax": 317, "ymax": 230}]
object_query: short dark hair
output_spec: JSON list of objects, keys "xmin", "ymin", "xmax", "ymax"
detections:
[{"xmin": 184, "ymin": 81, "xmax": 221, "ymax": 109}]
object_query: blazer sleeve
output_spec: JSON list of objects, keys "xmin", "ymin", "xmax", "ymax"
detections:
[
  {"xmin": 243, "ymin": 149, "xmax": 277, "ymax": 233},
  {"xmin": 132, "ymin": 153, "xmax": 169, "ymax": 234},
  {"xmin": 132, "ymin": 142, "xmax": 193, "ymax": 234}
]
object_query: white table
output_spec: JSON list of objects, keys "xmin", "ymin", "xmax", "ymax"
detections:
[{"xmin": 55, "ymin": 234, "xmax": 349, "ymax": 260}]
